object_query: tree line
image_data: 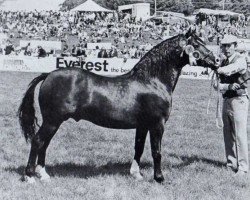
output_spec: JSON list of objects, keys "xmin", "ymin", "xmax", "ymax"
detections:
[{"xmin": 62, "ymin": 0, "xmax": 249, "ymax": 16}]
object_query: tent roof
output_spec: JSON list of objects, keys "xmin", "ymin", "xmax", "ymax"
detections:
[
  {"xmin": 0, "ymin": 0, "xmax": 64, "ymax": 11},
  {"xmin": 194, "ymin": 8, "xmax": 240, "ymax": 17},
  {"xmin": 71, "ymin": 0, "xmax": 113, "ymax": 12}
]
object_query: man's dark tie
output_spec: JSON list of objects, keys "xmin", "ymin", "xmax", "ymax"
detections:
[{"xmin": 224, "ymin": 58, "xmax": 229, "ymax": 66}]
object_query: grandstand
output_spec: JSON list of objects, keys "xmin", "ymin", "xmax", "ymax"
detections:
[{"xmin": 0, "ymin": 0, "xmax": 249, "ymax": 59}]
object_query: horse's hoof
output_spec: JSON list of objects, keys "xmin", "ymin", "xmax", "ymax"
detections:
[
  {"xmin": 21, "ymin": 175, "xmax": 36, "ymax": 184},
  {"xmin": 154, "ymin": 174, "xmax": 165, "ymax": 183},
  {"xmin": 130, "ymin": 160, "xmax": 143, "ymax": 181},
  {"xmin": 36, "ymin": 165, "xmax": 50, "ymax": 182},
  {"xmin": 41, "ymin": 176, "xmax": 51, "ymax": 183},
  {"xmin": 131, "ymin": 171, "xmax": 144, "ymax": 181}
]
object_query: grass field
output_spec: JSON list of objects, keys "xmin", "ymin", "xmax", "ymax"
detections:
[{"xmin": 0, "ymin": 71, "xmax": 249, "ymax": 200}]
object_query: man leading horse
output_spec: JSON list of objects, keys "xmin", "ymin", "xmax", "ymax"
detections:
[{"xmin": 214, "ymin": 34, "xmax": 249, "ymax": 176}]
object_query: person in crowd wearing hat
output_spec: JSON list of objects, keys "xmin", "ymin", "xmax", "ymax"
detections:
[
  {"xmin": 35, "ymin": 45, "xmax": 47, "ymax": 58},
  {"xmin": 214, "ymin": 34, "xmax": 249, "ymax": 176}
]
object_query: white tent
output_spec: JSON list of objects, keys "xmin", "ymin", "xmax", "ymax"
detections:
[
  {"xmin": 71, "ymin": 0, "xmax": 113, "ymax": 12},
  {"xmin": 0, "ymin": 0, "xmax": 64, "ymax": 11},
  {"xmin": 194, "ymin": 8, "xmax": 240, "ymax": 17}
]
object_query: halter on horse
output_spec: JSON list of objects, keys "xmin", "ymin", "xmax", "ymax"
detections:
[{"xmin": 19, "ymin": 28, "xmax": 219, "ymax": 183}]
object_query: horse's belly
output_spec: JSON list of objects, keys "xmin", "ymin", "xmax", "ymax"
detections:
[
  {"xmin": 88, "ymin": 119, "xmax": 136, "ymax": 129},
  {"xmin": 77, "ymin": 107, "xmax": 137, "ymax": 129}
]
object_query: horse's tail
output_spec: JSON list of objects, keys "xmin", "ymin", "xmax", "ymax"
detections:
[{"xmin": 18, "ymin": 73, "xmax": 48, "ymax": 142}]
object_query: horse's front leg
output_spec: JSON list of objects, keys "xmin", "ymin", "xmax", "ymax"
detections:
[
  {"xmin": 149, "ymin": 121, "xmax": 164, "ymax": 183},
  {"xmin": 130, "ymin": 127, "xmax": 148, "ymax": 180}
]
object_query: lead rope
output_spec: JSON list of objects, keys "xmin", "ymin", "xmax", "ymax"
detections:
[
  {"xmin": 206, "ymin": 71, "xmax": 215, "ymax": 115},
  {"xmin": 215, "ymin": 73, "xmax": 224, "ymax": 129},
  {"xmin": 206, "ymin": 72, "xmax": 223, "ymax": 129}
]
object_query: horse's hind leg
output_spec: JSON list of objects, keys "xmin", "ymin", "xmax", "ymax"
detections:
[
  {"xmin": 24, "ymin": 120, "xmax": 60, "ymax": 183},
  {"xmin": 130, "ymin": 127, "xmax": 148, "ymax": 180},
  {"xmin": 36, "ymin": 120, "xmax": 61, "ymax": 181},
  {"xmin": 149, "ymin": 121, "xmax": 164, "ymax": 183}
]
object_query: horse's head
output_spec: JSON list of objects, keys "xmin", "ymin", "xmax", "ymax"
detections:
[{"xmin": 179, "ymin": 28, "xmax": 220, "ymax": 71}]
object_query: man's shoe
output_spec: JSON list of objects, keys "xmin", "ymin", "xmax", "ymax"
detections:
[
  {"xmin": 234, "ymin": 170, "xmax": 248, "ymax": 178},
  {"xmin": 226, "ymin": 166, "xmax": 237, "ymax": 173}
]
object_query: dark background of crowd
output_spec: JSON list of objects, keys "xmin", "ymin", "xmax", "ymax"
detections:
[{"xmin": 0, "ymin": 0, "xmax": 249, "ymax": 58}]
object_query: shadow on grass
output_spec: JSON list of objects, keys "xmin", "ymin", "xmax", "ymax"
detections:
[
  {"xmin": 4, "ymin": 162, "xmax": 152, "ymax": 178},
  {"xmin": 5, "ymin": 155, "xmax": 225, "ymax": 178},
  {"xmin": 168, "ymin": 153, "xmax": 225, "ymax": 169}
]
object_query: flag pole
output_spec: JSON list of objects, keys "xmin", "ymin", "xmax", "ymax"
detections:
[{"xmin": 154, "ymin": 0, "xmax": 157, "ymax": 16}]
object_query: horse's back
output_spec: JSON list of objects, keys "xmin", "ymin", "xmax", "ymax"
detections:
[{"xmin": 38, "ymin": 68, "xmax": 138, "ymax": 125}]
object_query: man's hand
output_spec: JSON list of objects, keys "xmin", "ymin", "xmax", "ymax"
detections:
[
  {"xmin": 228, "ymin": 83, "xmax": 240, "ymax": 91},
  {"xmin": 213, "ymin": 82, "xmax": 218, "ymax": 90},
  {"xmin": 217, "ymin": 67, "xmax": 226, "ymax": 75}
]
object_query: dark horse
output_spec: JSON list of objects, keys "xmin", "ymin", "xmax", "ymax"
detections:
[{"xmin": 19, "ymin": 29, "xmax": 219, "ymax": 183}]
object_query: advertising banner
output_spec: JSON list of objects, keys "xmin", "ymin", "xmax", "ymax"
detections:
[
  {"xmin": 0, "ymin": 55, "xmax": 213, "ymax": 80},
  {"xmin": 180, "ymin": 65, "xmax": 212, "ymax": 80},
  {"xmin": 0, "ymin": 55, "xmax": 56, "ymax": 73},
  {"xmin": 56, "ymin": 57, "xmax": 139, "ymax": 76}
]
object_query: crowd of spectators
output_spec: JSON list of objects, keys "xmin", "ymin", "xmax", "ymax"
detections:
[
  {"xmin": 0, "ymin": 9, "xmax": 249, "ymax": 59},
  {"xmin": 195, "ymin": 14, "xmax": 249, "ymax": 45}
]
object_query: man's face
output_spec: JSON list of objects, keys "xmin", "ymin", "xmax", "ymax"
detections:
[{"xmin": 221, "ymin": 43, "xmax": 236, "ymax": 58}]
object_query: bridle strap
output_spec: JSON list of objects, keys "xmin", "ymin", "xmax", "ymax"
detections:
[{"xmin": 202, "ymin": 50, "xmax": 214, "ymax": 61}]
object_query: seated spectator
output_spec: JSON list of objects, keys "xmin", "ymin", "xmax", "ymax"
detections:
[
  {"xmin": 242, "ymin": 29, "xmax": 248, "ymax": 38},
  {"xmin": 0, "ymin": 46, "xmax": 3, "ymax": 55},
  {"xmin": 120, "ymin": 35, "xmax": 126, "ymax": 44},
  {"xmin": 145, "ymin": 42, "xmax": 153, "ymax": 51},
  {"xmin": 23, "ymin": 42, "xmax": 32, "ymax": 56},
  {"xmin": 88, "ymin": 46, "xmax": 99, "ymax": 58},
  {"xmin": 71, "ymin": 45, "xmax": 77, "ymax": 57},
  {"xmin": 61, "ymin": 46, "xmax": 71, "ymax": 57},
  {"xmin": 109, "ymin": 46, "xmax": 118, "ymax": 58},
  {"xmin": 121, "ymin": 45, "xmax": 129, "ymax": 58},
  {"xmin": 75, "ymin": 44, "xmax": 86, "ymax": 57},
  {"xmin": 135, "ymin": 46, "xmax": 142, "ymax": 59},
  {"xmin": 98, "ymin": 47, "xmax": 108, "ymax": 58},
  {"xmin": 129, "ymin": 45, "xmax": 136, "ymax": 58},
  {"xmin": 4, "ymin": 40, "xmax": 15, "ymax": 55},
  {"xmin": 35, "ymin": 45, "xmax": 47, "ymax": 58}
]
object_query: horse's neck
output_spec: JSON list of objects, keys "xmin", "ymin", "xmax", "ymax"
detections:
[{"xmin": 130, "ymin": 35, "xmax": 189, "ymax": 91}]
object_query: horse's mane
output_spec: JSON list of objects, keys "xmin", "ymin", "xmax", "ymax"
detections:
[{"xmin": 124, "ymin": 34, "xmax": 189, "ymax": 82}]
